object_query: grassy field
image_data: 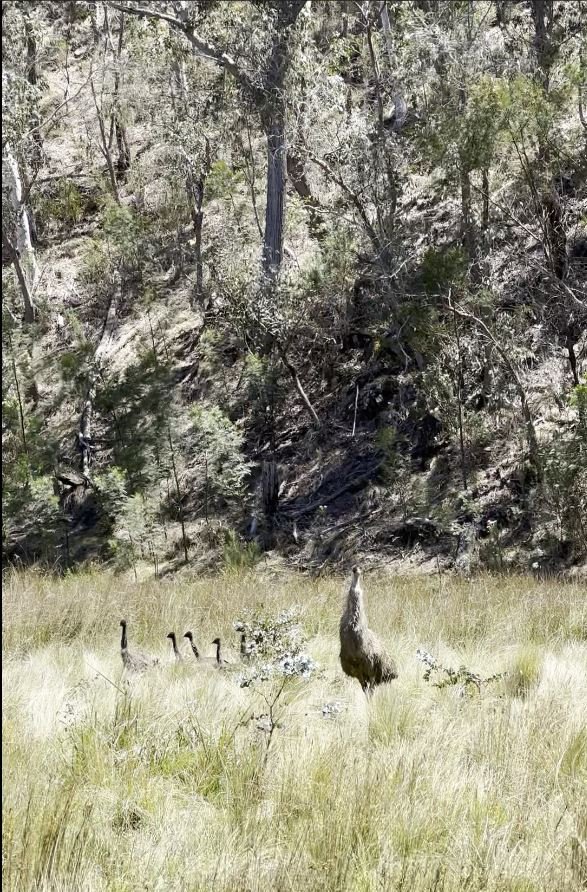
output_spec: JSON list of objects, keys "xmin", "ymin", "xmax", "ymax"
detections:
[{"xmin": 2, "ymin": 568, "xmax": 587, "ymax": 892}]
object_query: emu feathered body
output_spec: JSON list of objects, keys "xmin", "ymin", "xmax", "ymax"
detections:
[
  {"xmin": 339, "ymin": 566, "xmax": 398, "ymax": 695},
  {"xmin": 120, "ymin": 620, "xmax": 159, "ymax": 673}
]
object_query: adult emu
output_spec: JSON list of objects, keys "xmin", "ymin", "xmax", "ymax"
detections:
[{"xmin": 339, "ymin": 566, "xmax": 398, "ymax": 695}]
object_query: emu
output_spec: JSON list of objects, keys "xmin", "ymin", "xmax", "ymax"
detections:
[
  {"xmin": 183, "ymin": 631, "xmax": 200, "ymax": 659},
  {"xmin": 167, "ymin": 632, "xmax": 183, "ymax": 662},
  {"xmin": 339, "ymin": 566, "xmax": 398, "ymax": 696},
  {"xmin": 119, "ymin": 619, "xmax": 159, "ymax": 673}
]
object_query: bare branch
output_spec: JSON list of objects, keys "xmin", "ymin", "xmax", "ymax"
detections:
[
  {"xmin": 307, "ymin": 152, "xmax": 381, "ymax": 252},
  {"xmin": 447, "ymin": 292, "xmax": 542, "ymax": 477}
]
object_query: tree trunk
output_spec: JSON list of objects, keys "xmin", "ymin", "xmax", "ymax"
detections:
[
  {"xmin": 112, "ymin": 12, "xmax": 131, "ymax": 173},
  {"xmin": 450, "ymin": 299, "xmax": 542, "ymax": 482},
  {"xmin": 258, "ymin": 0, "xmax": 307, "ymax": 277},
  {"xmin": 481, "ymin": 168, "xmax": 490, "ymax": 233},
  {"xmin": 108, "ymin": 0, "xmax": 306, "ymax": 280},
  {"xmin": 190, "ymin": 139, "xmax": 211, "ymax": 306},
  {"xmin": 2, "ymin": 145, "xmax": 39, "ymax": 323},
  {"xmin": 262, "ymin": 107, "xmax": 287, "ymax": 278},
  {"xmin": 460, "ymin": 165, "xmax": 476, "ymax": 261},
  {"xmin": 23, "ymin": 8, "xmax": 44, "ymax": 173},
  {"xmin": 542, "ymin": 191, "xmax": 567, "ymax": 280},
  {"xmin": 379, "ymin": 1, "xmax": 407, "ymax": 132},
  {"xmin": 530, "ymin": 0, "xmax": 553, "ymax": 91},
  {"xmin": 7, "ymin": 329, "xmax": 30, "ymax": 475},
  {"xmin": 286, "ymin": 150, "xmax": 326, "ymax": 239},
  {"xmin": 171, "ymin": 59, "xmax": 210, "ymax": 305},
  {"xmin": 90, "ymin": 79, "xmax": 121, "ymax": 204}
]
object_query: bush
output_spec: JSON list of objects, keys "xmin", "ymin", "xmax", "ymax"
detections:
[
  {"xmin": 222, "ymin": 530, "xmax": 261, "ymax": 572},
  {"xmin": 191, "ymin": 406, "xmax": 252, "ymax": 515}
]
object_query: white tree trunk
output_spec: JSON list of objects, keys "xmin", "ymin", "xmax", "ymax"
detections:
[{"xmin": 3, "ymin": 143, "xmax": 39, "ymax": 321}]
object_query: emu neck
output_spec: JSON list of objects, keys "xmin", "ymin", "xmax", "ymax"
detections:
[
  {"xmin": 346, "ymin": 582, "xmax": 367, "ymax": 629},
  {"xmin": 215, "ymin": 642, "xmax": 221, "ymax": 664},
  {"xmin": 121, "ymin": 625, "xmax": 127, "ymax": 650},
  {"xmin": 170, "ymin": 635, "xmax": 179, "ymax": 656}
]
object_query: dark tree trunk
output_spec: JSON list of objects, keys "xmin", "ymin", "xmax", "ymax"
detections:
[
  {"xmin": 113, "ymin": 13, "xmax": 131, "ymax": 174},
  {"xmin": 2, "ymin": 231, "xmax": 37, "ymax": 324},
  {"xmin": 542, "ymin": 191, "xmax": 567, "ymax": 280},
  {"xmin": 286, "ymin": 149, "xmax": 326, "ymax": 239},
  {"xmin": 530, "ymin": 0, "xmax": 554, "ymax": 91},
  {"xmin": 262, "ymin": 107, "xmax": 287, "ymax": 278}
]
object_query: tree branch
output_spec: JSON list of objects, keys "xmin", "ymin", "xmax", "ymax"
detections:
[
  {"xmin": 109, "ymin": 2, "xmax": 250, "ymax": 88},
  {"xmin": 447, "ymin": 293, "xmax": 542, "ymax": 478},
  {"xmin": 307, "ymin": 152, "xmax": 381, "ymax": 252}
]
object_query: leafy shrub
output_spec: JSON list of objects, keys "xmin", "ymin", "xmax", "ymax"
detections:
[
  {"xmin": 234, "ymin": 606, "xmax": 318, "ymax": 688},
  {"xmin": 540, "ymin": 417, "xmax": 587, "ymax": 558},
  {"xmin": 40, "ymin": 180, "xmax": 85, "ymax": 226},
  {"xmin": 191, "ymin": 406, "xmax": 252, "ymax": 514},
  {"xmin": 3, "ymin": 475, "xmax": 65, "ymax": 563},
  {"xmin": 206, "ymin": 159, "xmax": 243, "ymax": 201},
  {"xmin": 222, "ymin": 530, "xmax": 261, "ymax": 572},
  {"xmin": 81, "ymin": 198, "xmax": 146, "ymax": 284},
  {"xmin": 416, "ymin": 648, "xmax": 507, "ymax": 696},
  {"xmin": 420, "ymin": 246, "xmax": 467, "ymax": 294}
]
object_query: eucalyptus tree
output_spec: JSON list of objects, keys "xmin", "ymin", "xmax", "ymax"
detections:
[
  {"xmin": 109, "ymin": 0, "xmax": 307, "ymax": 280},
  {"xmin": 2, "ymin": 1, "xmax": 43, "ymax": 323}
]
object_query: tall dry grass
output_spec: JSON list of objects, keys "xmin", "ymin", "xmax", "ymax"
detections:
[{"xmin": 3, "ymin": 568, "xmax": 587, "ymax": 891}]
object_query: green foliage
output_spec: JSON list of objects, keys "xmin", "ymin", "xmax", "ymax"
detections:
[
  {"xmin": 541, "ymin": 430, "xmax": 587, "ymax": 556},
  {"xmin": 81, "ymin": 199, "xmax": 146, "ymax": 284},
  {"xmin": 503, "ymin": 75, "xmax": 567, "ymax": 143},
  {"xmin": 416, "ymin": 649, "xmax": 507, "ymax": 696},
  {"xmin": 375, "ymin": 426, "xmax": 413, "ymax": 519},
  {"xmin": 222, "ymin": 529, "xmax": 261, "ymax": 572},
  {"xmin": 93, "ymin": 470, "xmax": 163, "ymax": 572},
  {"xmin": 93, "ymin": 468, "xmax": 128, "ymax": 522},
  {"xmin": 420, "ymin": 246, "xmax": 467, "ymax": 294},
  {"xmin": 39, "ymin": 180, "xmax": 86, "ymax": 227},
  {"xmin": 460, "ymin": 76, "xmax": 508, "ymax": 171},
  {"xmin": 191, "ymin": 406, "xmax": 251, "ymax": 511},
  {"xmin": 325, "ymin": 35, "xmax": 362, "ymax": 77},
  {"xmin": 109, "ymin": 493, "xmax": 161, "ymax": 572},
  {"xmin": 3, "ymin": 475, "xmax": 65, "ymax": 563},
  {"xmin": 96, "ymin": 346, "xmax": 175, "ymax": 490},
  {"xmin": 206, "ymin": 159, "xmax": 243, "ymax": 201}
]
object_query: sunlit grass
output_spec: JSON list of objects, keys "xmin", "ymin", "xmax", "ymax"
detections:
[{"xmin": 2, "ymin": 568, "xmax": 587, "ymax": 891}]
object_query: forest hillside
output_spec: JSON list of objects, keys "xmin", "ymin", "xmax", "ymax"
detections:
[{"xmin": 3, "ymin": 0, "xmax": 587, "ymax": 576}]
